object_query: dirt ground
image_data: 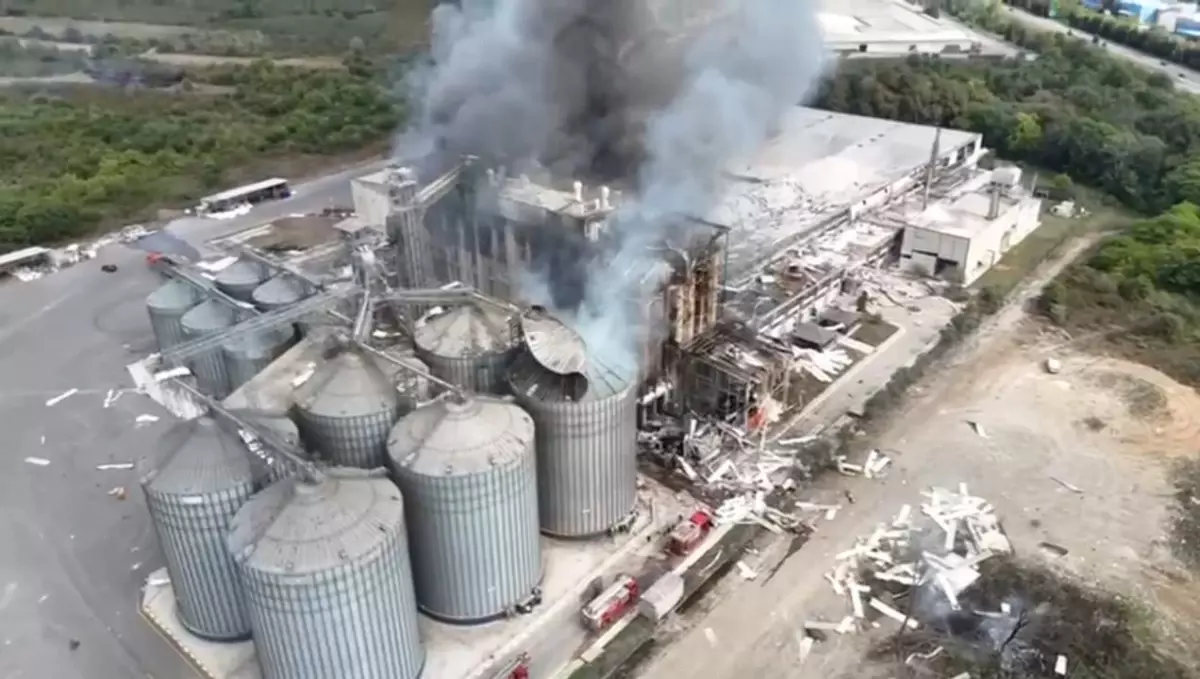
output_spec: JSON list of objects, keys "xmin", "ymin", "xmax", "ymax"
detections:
[{"xmin": 634, "ymin": 239, "xmax": 1200, "ymax": 679}]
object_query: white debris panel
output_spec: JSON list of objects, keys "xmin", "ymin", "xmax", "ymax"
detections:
[{"xmin": 819, "ymin": 484, "xmax": 1012, "ymax": 634}]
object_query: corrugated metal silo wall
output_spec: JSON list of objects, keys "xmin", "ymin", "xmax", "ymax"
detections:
[
  {"xmin": 518, "ymin": 388, "xmax": 638, "ymax": 537},
  {"xmin": 223, "ymin": 332, "xmax": 295, "ymax": 394},
  {"xmin": 147, "ymin": 304, "xmax": 195, "ymax": 352},
  {"xmin": 297, "ymin": 408, "xmax": 399, "ymax": 469},
  {"xmin": 237, "ymin": 513, "xmax": 425, "ymax": 679},
  {"xmin": 183, "ymin": 332, "xmax": 232, "ymax": 398},
  {"xmin": 394, "ymin": 438, "xmax": 541, "ymax": 623},
  {"xmin": 415, "ymin": 347, "xmax": 514, "ymax": 396},
  {"xmin": 217, "ymin": 279, "xmax": 260, "ymax": 302},
  {"xmin": 144, "ymin": 483, "xmax": 253, "ymax": 640}
]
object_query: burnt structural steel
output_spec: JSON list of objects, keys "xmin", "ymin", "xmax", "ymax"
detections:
[
  {"xmin": 226, "ymin": 470, "xmax": 424, "ymax": 679},
  {"xmin": 387, "ymin": 396, "xmax": 541, "ymax": 623},
  {"xmin": 141, "ymin": 416, "xmax": 257, "ymax": 641}
]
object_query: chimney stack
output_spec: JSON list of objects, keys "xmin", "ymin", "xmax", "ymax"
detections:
[
  {"xmin": 988, "ymin": 185, "xmax": 1001, "ymax": 220},
  {"xmin": 573, "ymin": 180, "xmax": 584, "ymax": 202}
]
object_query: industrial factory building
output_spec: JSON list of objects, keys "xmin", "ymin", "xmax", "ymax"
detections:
[{"xmin": 128, "ymin": 102, "xmax": 1044, "ymax": 679}]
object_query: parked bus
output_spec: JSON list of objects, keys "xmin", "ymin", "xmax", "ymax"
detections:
[{"xmin": 197, "ymin": 178, "xmax": 292, "ymax": 214}]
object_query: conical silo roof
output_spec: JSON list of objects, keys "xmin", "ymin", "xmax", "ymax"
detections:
[
  {"xmin": 388, "ymin": 396, "xmax": 533, "ymax": 476},
  {"xmin": 252, "ymin": 276, "xmax": 308, "ymax": 309},
  {"xmin": 216, "ymin": 258, "xmax": 268, "ymax": 289},
  {"xmin": 415, "ymin": 306, "xmax": 516, "ymax": 359},
  {"xmin": 295, "ymin": 348, "xmax": 398, "ymax": 418},
  {"xmin": 181, "ymin": 299, "xmax": 238, "ymax": 334},
  {"xmin": 147, "ymin": 278, "xmax": 200, "ymax": 312},
  {"xmin": 144, "ymin": 416, "xmax": 252, "ymax": 495}
]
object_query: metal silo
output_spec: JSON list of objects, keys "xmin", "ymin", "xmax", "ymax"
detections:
[
  {"xmin": 293, "ymin": 347, "xmax": 402, "ymax": 469},
  {"xmin": 508, "ymin": 313, "xmax": 639, "ymax": 538},
  {"xmin": 226, "ymin": 469, "xmax": 424, "ymax": 679},
  {"xmin": 414, "ymin": 305, "xmax": 518, "ymax": 395},
  {"xmin": 141, "ymin": 416, "xmax": 255, "ymax": 641},
  {"xmin": 146, "ymin": 278, "xmax": 201, "ymax": 352},
  {"xmin": 251, "ymin": 275, "xmax": 309, "ymax": 312},
  {"xmin": 223, "ymin": 328, "xmax": 296, "ymax": 394},
  {"xmin": 180, "ymin": 299, "xmax": 239, "ymax": 398},
  {"xmin": 387, "ymin": 396, "xmax": 541, "ymax": 623},
  {"xmin": 215, "ymin": 257, "xmax": 268, "ymax": 302}
]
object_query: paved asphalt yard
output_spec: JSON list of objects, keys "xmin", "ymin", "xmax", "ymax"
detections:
[{"xmin": 0, "ymin": 162, "xmax": 373, "ymax": 679}]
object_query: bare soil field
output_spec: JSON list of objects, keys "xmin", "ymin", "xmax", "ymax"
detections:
[{"xmin": 634, "ymin": 242, "xmax": 1200, "ymax": 678}]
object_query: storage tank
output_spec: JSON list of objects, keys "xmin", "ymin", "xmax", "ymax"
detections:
[
  {"xmin": 508, "ymin": 312, "xmax": 639, "ymax": 538},
  {"xmin": 387, "ymin": 396, "xmax": 540, "ymax": 623},
  {"xmin": 251, "ymin": 275, "xmax": 309, "ymax": 312},
  {"xmin": 293, "ymin": 347, "xmax": 405, "ymax": 469},
  {"xmin": 141, "ymin": 416, "xmax": 255, "ymax": 641},
  {"xmin": 223, "ymin": 328, "xmax": 296, "ymax": 394},
  {"xmin": 226, "ymin": 469, "xmax": 424, "ymax": 679},
  {"xmin": 414, "ymin": 305, "xmax": 518, "ymax": 394},
  {"xmin": 180, "ymin": 300, "xmax": 239, "ymax": 398},
  {"xmin": 215, "ymin": 257, "xmax": 269, "ymax": 302},
  {"xmin": 146, "ymin": 278, "xmax": 201, "ymax": 352}
]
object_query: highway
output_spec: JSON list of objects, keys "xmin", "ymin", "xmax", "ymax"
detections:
[
  {"xmin": 1002, "ymin": 6, "xmax": 1200, "ymax": 95},
  {"xmin": 0, "ymin": 159, "xmax": 384, "ymax": 679}
]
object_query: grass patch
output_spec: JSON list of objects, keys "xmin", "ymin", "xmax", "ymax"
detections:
[{"xmin": 870, "ymin": 557, "xmax": 1195, "ymax": 678}]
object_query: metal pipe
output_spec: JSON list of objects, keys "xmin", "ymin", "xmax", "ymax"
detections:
[
  {"xmin": 170, "ymin": 378, "xmax": 322, "ymax": 483},
  {"xmin": 351, "ymin": 340, "xmax": 466, "ymax": 401}
]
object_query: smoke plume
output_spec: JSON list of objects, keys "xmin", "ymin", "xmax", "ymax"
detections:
[{"xmin": 402, "ymin": 0, "xmax": 829, "ymax": 378}]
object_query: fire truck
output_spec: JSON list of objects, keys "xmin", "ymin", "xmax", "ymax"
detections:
[
  {"xmin": 668, "ymin": 509, "xmax": 715, "ymax": 556},
  {"xmin": 580, "ymin": 575, "xmax": 639, "ymax": 632}
]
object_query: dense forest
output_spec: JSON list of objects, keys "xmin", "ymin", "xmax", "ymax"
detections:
[
  {"xmin": 814, "ymin": 33, "xmax": 1200, "ymax": 214},
  {"xmin": 0, "ymin": 61, "xmax": 399, "ymax": 252}
]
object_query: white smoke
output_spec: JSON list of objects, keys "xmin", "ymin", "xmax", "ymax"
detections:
[{"xmin": 578, "ymin": 0, "xmax": 830, "ymax": 374}]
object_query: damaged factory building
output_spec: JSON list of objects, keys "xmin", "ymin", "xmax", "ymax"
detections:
[{"xmin": 352, "ymin": 106, "xmax": 1042, "ymax": 432}]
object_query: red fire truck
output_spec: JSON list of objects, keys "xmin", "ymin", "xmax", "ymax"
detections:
[
  {"xmin": 580, "ymin": 575, "xmax": 639, "ymax": 632},
  {"xmin": 489, "ymin": 652, "xmax": 531, "ymax": 679},
  {"xmin": 668, "ymin": 509, "xmax": 715, "ymax": 556}
]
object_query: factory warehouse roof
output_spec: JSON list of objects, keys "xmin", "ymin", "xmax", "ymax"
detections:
[{"xmin": 701, "ymin": 107, "xmax": 981, "ymax": 280}]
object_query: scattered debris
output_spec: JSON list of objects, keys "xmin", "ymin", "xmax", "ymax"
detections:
[
  {"xmin": 130, "ymin": 562, "xmax": 142, "ymax": 571},
  {"xmin": 1039, "ymin": 541, "xmax": 1069, "ymax": 558},
  {"xmin": 147, "ymin": 573, "xmax": 171, "ymax": 588},
  {"xmin": 135, "ymin": 414, "xmax": 160, "ymax": 425},
  {"xmin": 97, "ymin": 463, "xmax": 135, "ymax": 471},
  {"xmin": 735, "ymin": 560, "xmax": 758, "ymax": 581},
  {"xmin": 68, "ymin": 639, "xmax": 80, "ymax": 651},
  {"xmin": 704, "ymin": 627, "xmax": 718, "ymax": 647},
  {"xmin": 102, "ymin": 388, "xmax": 125, "ymax": 409},
  {"xmin": 1050, "ymin": 476, "xmax": 1083, "ymax": 494},
  {"xmin": 291, "ymin": 362, "xmax": 317, "ymax": 388},
  {"xmin": 100, "ymin": 264, "xmax": 118, "ymax": 273},
  {"xmin": 40, "ymin": 435, "xmax": 45, "ymax": 445},
  {"xmin": 23, "ymin": 457, "xmax": 50, "ymax": 467},
  {"xmin": 819, "ymin": 485, "xmax": 1012, "ymax": 642},
  {"xmin": 45, "ymin": 388, "xmax": 79, "ymax": 407},
  {"xmin": 1054, "ymin": 654, "xmax": 1068, "ymax": 676},
  {"xmin": 967, "ymin": 421, "xmax": 988, "ymax": 438},
  {"xmin": 1044, "ymin": 357, "xmax": 1063, "ymax": 374},
  {"xmin": 152, "ymin": 367, "xmax": 191, "ymax": 382},
  {"xmin": 108, "ymin": 487, "xmax": 127, "ymax": 500},
  {"xmin": 797, "ymin": 634, "xmax": 814, "ymax": 663}
]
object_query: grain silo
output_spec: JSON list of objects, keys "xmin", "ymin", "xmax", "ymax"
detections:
[
  {"xmin": 223, "ymin": 328, "xmax": 296, "ymax": 394},
  {"xmin": 508, "ymin": 312, "xmax": 639, "ymax": 538},
  {"xmin": 414, "ymin": 305, "xmax": 518, "ymax": 394},
  {"xmin": 146, "ymin": 278, "xmax": 201, "ymax": 352},
  {"xmin": 226, "ymin": 469, "xmax": 424, "ymax": 679},
  {"xmin": 293, "ymin": 346, "xmax": 402, "ymax": 469},
  {"xmin": 387, "ymin": 396, "xmax": 541, "ymax": 623},
  {"xmin": 180, "ymin": 300, "xmax": 239, "ymax": 398},
  {"xmin": 251, "ymin": 275, "xmax": 309, "ymax": 312},
  {"xmin": 215, "ymin": 257, "xmax": 269, "ymax": 302},
  {"xmin": 141, "ymin": 416, "xmax": 255, "ymax": 641}
]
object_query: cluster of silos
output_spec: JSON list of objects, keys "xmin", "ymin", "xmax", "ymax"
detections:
[
  {"xmin": 215, "ymin": 257, "xmax": 270, "ymax": 302},
  {"xmin": 387, "ymin": 396, "xmax": 541, "ymax": 623},
  {"xmin": 292, "ymin": 345, "xmax": 430, "ymax": 469},
  {"xmin": 226, "ymin": 469, "xmax": 425, "ymax": 679},
  {"xmin": 509, "ymin": 311, "xmax": 640, "ymax": 538},
  {"xmin": 414, "ymin": 304, "xmax": 519, "ymax": 395},
  {"xmin": 222, "ymin": 327, "xmax": 296, "ymax": 394},
  {"xmin": 252, "ymin": 274, "xmax": 314, "ymax": 337}
]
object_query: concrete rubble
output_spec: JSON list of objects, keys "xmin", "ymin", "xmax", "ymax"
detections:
[
  {"xmin": 807, "ymin": 484, "xmax": 1011, "ymax": 641},
  {"xmin": 7, "ymin": 224, "xmax": 150, "ymax": 283}
]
